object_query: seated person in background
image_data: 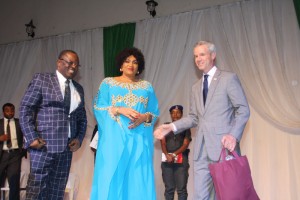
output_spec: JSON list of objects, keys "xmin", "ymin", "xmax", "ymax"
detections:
[{"xmin": 161, "ymin": 105, "xmax": 192, "ymax": 200}]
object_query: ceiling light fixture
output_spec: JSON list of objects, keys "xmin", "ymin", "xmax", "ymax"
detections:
[
  {"xmin": 25, "ymin": 20, "xmax": 36, "ymax": 38},
  {"xmin": 146, "ymin": 0, "xmax": 158, "ymax": 17}
]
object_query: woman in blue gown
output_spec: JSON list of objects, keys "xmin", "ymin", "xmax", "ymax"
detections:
[{"xmin": 90, "ymin": 47, "xmax": 160, "ymax": 200}]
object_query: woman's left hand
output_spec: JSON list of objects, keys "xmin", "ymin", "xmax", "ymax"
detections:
[{"xmin": 128, "ymin": 113, "xmax": 148, "ymax": 129}]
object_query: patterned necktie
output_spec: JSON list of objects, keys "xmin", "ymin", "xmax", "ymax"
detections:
[
  {"xmin": 6, "ymin": 119, "xmax": 12, "ymax": 148},
  {"xmin": 64, "ymin": 79, "xmax": 71, "ymax": 114},
  {"xmin": 203, "ymin": 74, "xmax": 209, "ymax": 106}
]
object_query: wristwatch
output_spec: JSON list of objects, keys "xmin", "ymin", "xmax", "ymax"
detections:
[
  {"xmin": 145, "ymin": 113, "xmax": 151, "ymax": 123},
  {"xmin": 171, "ymin": 153, "xmax": 176, "ymax": 157}
]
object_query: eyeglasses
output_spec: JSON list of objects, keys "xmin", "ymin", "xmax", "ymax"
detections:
[{"xmin": 59, "ymin": 58, "xmax": 81, "ymax": 68}]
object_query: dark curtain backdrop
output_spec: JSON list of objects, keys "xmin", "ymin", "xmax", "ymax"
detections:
[
  {"xmin": 103, "ymin": 23, "xmax": 136, "ymax": 77},
  {"xmin": 294, "ymin": 0, "xmax": 300, "ymax": 28}
]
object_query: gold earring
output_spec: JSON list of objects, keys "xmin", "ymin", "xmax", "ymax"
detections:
[{"xmin": 120, "ymin": 68, "xmax": 123, "ymax": 72}]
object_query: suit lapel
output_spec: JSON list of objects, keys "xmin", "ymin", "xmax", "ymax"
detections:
[
  {"xmin": 14, "ymin": 119, "xmax": 23, "ymax": 146},
  {"xmin": 0, "ymin": 119, "xmax": 3, "ymax": 154},
  {"xmin": 205, "ymin": 70, "xmax": 221, "ymax": 110},
  {"xmin": 197, "ymin": 78, "xmax": 205, "ymax": 114},
  {"xmin": 49, "ymin": 74, "xmax": 83, "ymax": 114},
  {"xmin": 50, "ymin": 73, "xmax": 64, "ymax": 102},
  {"xmin": 0, "ymin": 119, "xmax": 3, "ymax": 135}
]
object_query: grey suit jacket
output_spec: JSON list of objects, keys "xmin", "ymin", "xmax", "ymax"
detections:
[{"xmin": 173, "ymin": 69, "xmax": 250, "ymax": 161}]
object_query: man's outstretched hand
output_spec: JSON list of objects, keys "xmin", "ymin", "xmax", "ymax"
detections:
[{"xmin": 154, "ymin": 124, "xmax": 173, "ymax": 139}]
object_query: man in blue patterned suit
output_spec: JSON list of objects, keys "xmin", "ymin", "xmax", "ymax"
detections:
[{"xmin": 19, "ymin": 50, "xmax": 87, "ymax": 200}]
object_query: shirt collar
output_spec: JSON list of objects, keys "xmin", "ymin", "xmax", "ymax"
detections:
[
  {"xmin": 56, "ymin": 70, "xmax": 72, "ymax": 84},
  {"xmin": 205, "ymin": 66, "xmax": 217, "ymax": 77},
  {"xmin": 4, "ymin": 118, "xmax": 14, "ymax": 122}
]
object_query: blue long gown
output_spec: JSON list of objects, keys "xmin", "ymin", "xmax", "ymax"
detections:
[{"xmin": 90, "ymin": 77, "xmax": 160, "ymax": 200}]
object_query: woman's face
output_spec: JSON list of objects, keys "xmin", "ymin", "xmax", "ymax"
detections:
[{"xmin": 121, "ymin": 55, "xmax": 139, "ymax": 77}]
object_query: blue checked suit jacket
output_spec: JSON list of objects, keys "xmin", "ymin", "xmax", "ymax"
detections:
[{"xmin": 19, "ymin": 73, "xmax": 87, "ymax": 153}]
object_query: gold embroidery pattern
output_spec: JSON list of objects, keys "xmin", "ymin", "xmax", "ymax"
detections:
[
  {"xmin": 93, "ymin": 90, "xmax": 104, "ymax": 111},
  {"xmin": 94, "ymin": 106, "xmax": 108, "ymax": 111},
  {"xmin": 143, "ymin": 112, "xmax": 159, "ymax": 127},
  {"xmin": 139, "ymin": 96, "xmax": 148, "ymax": 108},
  {"xmin": 107, "ymin": 106, "xmax": 121, "ymax": 125},
  {"xmin": 103, "ymin": 78, "xmax": 150, "ymax": 108},
  {"xmin": 111, "ymin": 95, "xmax": 123, "ymax": 107},
  {"xmin": 94, "ymin": 78, "xmax": 153, "ymax": 123},
  {"xmin": 106, "ymin": 77, "xmax": 150, "ymax": 90},
  {"xmin": 111, "ymin": 91, "xmax": 149, "ymax": 108},
  {"xmin": 123, "ymin": 91, "xmax": 139, "ymax": 108}
]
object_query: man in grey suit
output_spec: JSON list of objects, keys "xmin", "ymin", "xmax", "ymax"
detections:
[
  {"xmin": 154, "ymin": 41, "xmax": 250, "ymax": 199},
  {"xmin": 19, "ymin": 50, "xmax": 87, "ymax": 200}
]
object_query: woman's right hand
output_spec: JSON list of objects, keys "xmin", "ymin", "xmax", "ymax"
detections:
[{"xmin": 113, "ymin": 107, "xmax": 140, "ymax": 121}]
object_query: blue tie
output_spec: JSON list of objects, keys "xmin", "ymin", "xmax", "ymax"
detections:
[
  {"xmin": 203, "ymin": 74, "xmax": 209, "ymax": 105},
  {"xmin": 64, "ymin": 79, "xmax": 71, "ymax": 114}
]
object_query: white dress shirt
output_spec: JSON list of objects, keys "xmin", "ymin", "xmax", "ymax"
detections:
[
  {"xmin": 202, "ymin": 66, "xmax": 217, "ymax": 89},
  {"xmin": 56, "ymin": 70, "xmax": 81, "ymax": 137},
  {"xmin": 173, "ymin": 66, "xmax": 218, "ymax": 132},
  {"xmin": 3, "ymin": 118, "xmax": 18, "ymax": 150}
]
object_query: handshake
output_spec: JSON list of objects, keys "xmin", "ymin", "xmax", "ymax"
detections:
[{"xmin": 153, "ymin": 123, "xmax": 174, "ymax": 139}]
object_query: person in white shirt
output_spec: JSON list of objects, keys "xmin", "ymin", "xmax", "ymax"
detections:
[{"xmin": 0, "ymin": 103, "xmax": 26, "ymax": 200}]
